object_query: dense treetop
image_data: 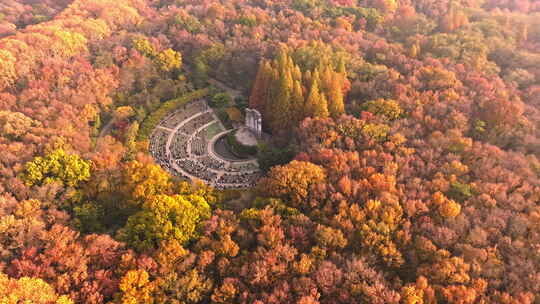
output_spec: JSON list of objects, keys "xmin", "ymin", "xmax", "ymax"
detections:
[{"xmin": 1, "ymin": 0, "xmax": 540, "ymax": 303}]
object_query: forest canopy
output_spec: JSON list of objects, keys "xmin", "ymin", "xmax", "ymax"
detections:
[{"xmin": 1, "ymin": 0, "xmax": 540, "ymax": 303}]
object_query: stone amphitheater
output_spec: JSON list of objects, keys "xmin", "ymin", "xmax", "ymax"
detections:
[{"xmin": 149, "ymin": 99, "xmax": 261, "ymax": 189}]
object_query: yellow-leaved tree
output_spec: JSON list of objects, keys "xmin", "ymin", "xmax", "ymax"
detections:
[
  {"xmin": 118, "ymin": 269, "xmax": 155, "ymax": 304},
  {"xmin": 260, "ymin": 160, "xmax": 326, "ymax": 209},
  {"xmin": 121, "ymin": 159, "xmax": 173, "ymax": 203},
  {"xmin": 117, "ymin": 194, "xmax": 211, "ymax": 251},
  {"xmin": 22, "ymin": 148, "xmax": 92, "ymax": 188},
  {"xmin": 0, "ymin": 272, "xmax": 73, "ymax": 304},
  {"xmin": 156, "ymin": 48, "xmax": 182, "ymax": 72}
]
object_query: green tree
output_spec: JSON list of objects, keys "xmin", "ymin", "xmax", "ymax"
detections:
[
  {"xmin": 362, "ymin": 123, "xmax": 390, "ymax": 142},
  {"xmin": 193, "ymin": 57, "xmax": 209, "ymax": 88},
  {"xmin": 133, "ymin": 38, "xmax": 156, "ymax": 57},
  {"xmin": 257, "ymin": 143, "xmax": 296, "ymax": 173},
  {"xmin": 210, "ymin": 93, "xmax": 232, "ymax": 108},
  {"xmin": 124, "ymin": 122, "xmax": 140, "ymax": 159},
  {"xmin": 362, "ymin": 99, "xmax": 403, "ymax": 121},
  {"xmin": 73, "ymin": 202, "xmax": 105, "ymax": 233},
  {"xmin": 118, "ymin": 194, "xmax": 211, "ymax": 251},
  {"xmin": 23, "ymin": 149, "xmax": 91, "ymax": 188},
  {"xmin": 156, "ymin": 48, "xmax": 182, "ymax": 72},
  {"xmin": 446, "ymin": 181, "xmax": 474, "ymax": 203}
]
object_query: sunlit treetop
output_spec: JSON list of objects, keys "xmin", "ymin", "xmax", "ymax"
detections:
[{"xmin": 22, "ymin": 148, "xmax": 92, "ymax": 188}]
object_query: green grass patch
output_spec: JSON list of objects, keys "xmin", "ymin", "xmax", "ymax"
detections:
[{"xmin": 203, "ymin": 122, "xmax": 225, "ymax": 140}]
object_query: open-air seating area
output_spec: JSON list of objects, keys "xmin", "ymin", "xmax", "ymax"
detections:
[
  {"xmin": 191, "ymin": 136, "xmax": 207, "ymax": 156},
  {"xmin": 199, "ymin": 156, "xmax": 226, "ymax": 170},
  {"xmin": 148, "ymin": 99, "xmax": 261, "ymax": 189},
  {"xmin": 177, "ymin": 159, "xmax": 217, "ymax": 181},
  {"xmin": 217, "ymin": 172, "xmax": 261, "ymax": 187},
  {"xmin": 170, "ymin": 133, "xmax": 189, "ymax": 159},
  {"xmin": 198, "ymin": 121, "xmax": 224, "ymax": 140},
  {"xmin": 159, "ymin": 100, "xmax": 208, "ymax": 128},
  {"xmin": 150, "ymin": 129, "xmax": 169, "ymax": 165},
  {"xmin": 228, "ymin": 162, "xmax": 259, "ymax": 173},
  {"xmin": 182, "ymin": 112, "xmax": 214, "ymax": 135}
]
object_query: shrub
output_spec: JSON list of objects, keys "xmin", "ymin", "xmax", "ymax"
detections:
[
  {"xmin": 210, "ymin": 92, "xmax": 232, "ymax": 108},
  {"xmin": 257, "ymin": 143, "xmax": 296, "ymax": 172},
  {"xmin": 215, "ymin": 108, "xmax": 233, "ymax": 129}
]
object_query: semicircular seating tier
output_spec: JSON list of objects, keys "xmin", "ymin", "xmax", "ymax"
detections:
[{"xmin": 149, "ymin": 99, "xmax": 261, "ymax": 189}]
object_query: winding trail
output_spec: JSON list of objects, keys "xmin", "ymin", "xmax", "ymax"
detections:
[{"xmin": 98, "ymin": 118, "xmax": 115, "ymax": 138}]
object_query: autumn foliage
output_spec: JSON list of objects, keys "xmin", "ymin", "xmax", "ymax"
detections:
[
  {"xmin": 1, "ymin": 0, "xmax": 540, "ymax": 303},
  {"xmin": 249, "ymin": 45, "xmax": 349, "ymax": 133}
]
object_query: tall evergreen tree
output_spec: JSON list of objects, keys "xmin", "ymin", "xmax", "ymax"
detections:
[
  {"xmin": 291, "ymin": 79, "xmax": 305, "ymax": 124},
  {"xmin": 264, "ymin": 65, "xmax": 279, "ymax": 130},
  {"xmin": 327, "ymin": 74, "xmax": 345, "ymax": 118},
  {"xmin": 271, "ymin": 66, "xmax": 294, "ymax": 132},
  {"xmin": 304, "ymin": 69, "xmax": 313, "ymax": 88},
  {"xmin": 249, "ymin": 60, "xmax": 271, "ymax": 113},
  {"xmin": 249, "ymin": 46, "xmax": 349, "ymax": 132},
  {"xmin": 276, "ymin": 47, "xmax": 289, "ymax": 72},
  {"xmin": 337, "ymin": 58, "xmax": 346, "ymax": 75},
  {"xmin": 320, "ymin": 65, "xmax": 333, "ymax": 92},
  {"xmin": 292, "ymin": 64, "xmax": 302, "ymax": 82},
  {"xmin": 304, "ymin": 77, "xmax": 328, "ymax": 118},
  {"xmin": 316, "ymin": 91, "xmax": 330, "ymax": 118}
]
